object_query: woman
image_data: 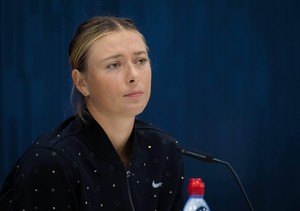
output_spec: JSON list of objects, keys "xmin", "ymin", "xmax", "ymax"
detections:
[{"xmin": 0, "ymin": 16, "xmax": 184, "ymax": 210}]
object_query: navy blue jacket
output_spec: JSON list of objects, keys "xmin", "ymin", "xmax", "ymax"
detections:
[{"xmin": 0, "ymin": 115, "xmax": 184, "ymax": 210}]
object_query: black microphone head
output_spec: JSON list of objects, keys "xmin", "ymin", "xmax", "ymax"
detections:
[{"xmin": 177, "ymin": 147, "xmax": 214, "ymax": 163}]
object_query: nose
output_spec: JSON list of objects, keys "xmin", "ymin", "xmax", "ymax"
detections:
[{"xmin": 127, "ymin": 63, "xmax": 139, "ymax": 84}]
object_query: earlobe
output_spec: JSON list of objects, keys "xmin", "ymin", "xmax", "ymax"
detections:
[{"xmin": 72, "ymin": 69, "xmax": 89, "ymax": 97}]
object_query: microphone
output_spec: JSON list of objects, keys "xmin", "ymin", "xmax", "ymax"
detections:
[{"xmin": 178, "ymin": 147, "xmax": 254, "ymax": 211}]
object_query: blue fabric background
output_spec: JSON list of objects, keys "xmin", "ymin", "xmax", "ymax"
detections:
[{"xmin": 1, "ymin": 0, "xmax": 299, "ymax": 210}]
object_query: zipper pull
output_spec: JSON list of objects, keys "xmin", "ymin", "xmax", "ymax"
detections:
[{"xmin": 126, "ymin": 170, "xmax": 131, "ymax": 178}]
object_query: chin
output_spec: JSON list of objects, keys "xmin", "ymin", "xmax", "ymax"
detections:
[{"xmin": 126, "ymin": 104, "xmax": 147, "ymax": 117}]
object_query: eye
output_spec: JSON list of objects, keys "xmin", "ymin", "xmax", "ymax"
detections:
[
  {"xmin": 106, "ymin": 62, "xmax": 120, "ymax": 69},
  {"xmin": 135, "ymin": 58, "xmax": 148, "ymax": 65}
]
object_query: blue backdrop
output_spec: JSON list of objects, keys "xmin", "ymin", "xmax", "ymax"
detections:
[{"xmin": 1, "ymin": 0, "xmax": 299, "ymax": 210}]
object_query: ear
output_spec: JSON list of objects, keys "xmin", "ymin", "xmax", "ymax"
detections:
[{"xmin": 72, "ymin": 69, "xmax": 89, "ymax": 97}]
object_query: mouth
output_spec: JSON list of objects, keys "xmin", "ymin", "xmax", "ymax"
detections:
[{"xmin": 124, "ymin": 90, "xmax": 144, "ymax": 97}]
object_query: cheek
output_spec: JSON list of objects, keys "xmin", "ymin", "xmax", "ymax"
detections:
[
  {"xmin": 146, "ymin": 70, "xmax": 152, "ymax": 87},
  {"xmin": 86, "ymin": 74, "xmax": 106, "ymax": 96},
  {"xmin": 92, "ymin": 77, "xmax": 121, "ymax": 98},
  {"xmin": 142, "ymin": 66, "xmax": 151, "ymax": 81}
]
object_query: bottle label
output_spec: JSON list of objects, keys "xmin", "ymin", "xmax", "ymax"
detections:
[{"xmin": 196, "ymin": 207, "xmax": 209, "ymax": 211}]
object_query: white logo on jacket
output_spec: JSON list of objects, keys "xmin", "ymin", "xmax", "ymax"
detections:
[{"xmin": 152, "ymin": 180, "xmax": 163, "ymax": 188}]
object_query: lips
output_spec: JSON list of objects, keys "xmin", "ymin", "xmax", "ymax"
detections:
[{"xmin": 124, "ymin": 90, "xmax": 144, "ymax": 97}]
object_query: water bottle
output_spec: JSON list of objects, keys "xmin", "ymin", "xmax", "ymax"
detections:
[{"xmin": 183, "ymin": 178, "xmax": 210, "ymax": 211}]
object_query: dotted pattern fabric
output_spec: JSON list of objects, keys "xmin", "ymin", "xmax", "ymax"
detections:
[{"xmin": 0, "ymin": 115, "xmax": 185, "ymax": 211}]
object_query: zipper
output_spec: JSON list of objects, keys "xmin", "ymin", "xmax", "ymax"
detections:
[{"xmin": 125, "ymin": 163, "xmax": 136, "ymax": 211}]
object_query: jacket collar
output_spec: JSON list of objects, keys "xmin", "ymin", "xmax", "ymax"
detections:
[{"xmin": 75, "ymin": 113, "xmax": 142, "ymax": 163}]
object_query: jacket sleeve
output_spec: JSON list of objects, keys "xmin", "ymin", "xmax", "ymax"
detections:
[
  {"xmin": 0, "ymin": 148, "xmax": 79, "ymax": 210},
  {"xmin": 170, "ymin": 151, "xmax": 185, "ymax": 211}
]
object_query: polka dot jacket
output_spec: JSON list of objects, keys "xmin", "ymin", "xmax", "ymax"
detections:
[{"xmin": 0, "ymin": 115, "xmax": 184, "ymax": 210}]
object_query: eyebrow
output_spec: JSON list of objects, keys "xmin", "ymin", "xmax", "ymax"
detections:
[{"xmin": 100, "ymin": 51, "xmax": 147, "ymax": 63}]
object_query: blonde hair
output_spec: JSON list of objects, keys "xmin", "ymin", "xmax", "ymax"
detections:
[{"xmin": 69, "ymin": 16, "xmax": 148, "ymax": 120}]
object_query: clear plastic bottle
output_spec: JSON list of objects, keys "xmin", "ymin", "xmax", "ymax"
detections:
[{"xmin": 183, "ymin": 178, "xmax": 210, "ymax": 211}]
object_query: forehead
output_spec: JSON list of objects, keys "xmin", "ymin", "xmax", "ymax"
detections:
[{"xmin": 88, "ymin": 30, "xmax": 147, "ymax": 57}]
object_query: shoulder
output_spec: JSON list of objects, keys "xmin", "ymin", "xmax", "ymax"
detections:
[
  {"xmin": 32, "ymin": 115, "xmax": 80, "ymax": 147},
  {"xmin": 15, "ymin": 116, "xmax": 82, "ymax": 174},
  {"xmin": 15, "ymin": 147, "xmax": 74, "ymax": 176},
  {"xmin": 135, "ymin": 119, "xmax": 178, "ymax": 140},
  {"xmin": 27, "ymin": 115, "xmax": 88, "ymax": 160},
  {"xmin": 134, "ymin": 119, "xmax": 180, "ymax": 152},
  {"xmin": 6, "ymin": 116, "xmax": 82, "ymax": 188}
]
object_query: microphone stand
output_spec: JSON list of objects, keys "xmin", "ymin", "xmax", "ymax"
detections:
[{"xmin": 179, "ymin": 148, "xmax": 254, "ymax": 211}]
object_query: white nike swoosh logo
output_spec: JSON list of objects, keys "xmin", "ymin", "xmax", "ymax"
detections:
[{"xmin": 152, "ymin": 180, "xmax": 163, "ymax": 188}]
